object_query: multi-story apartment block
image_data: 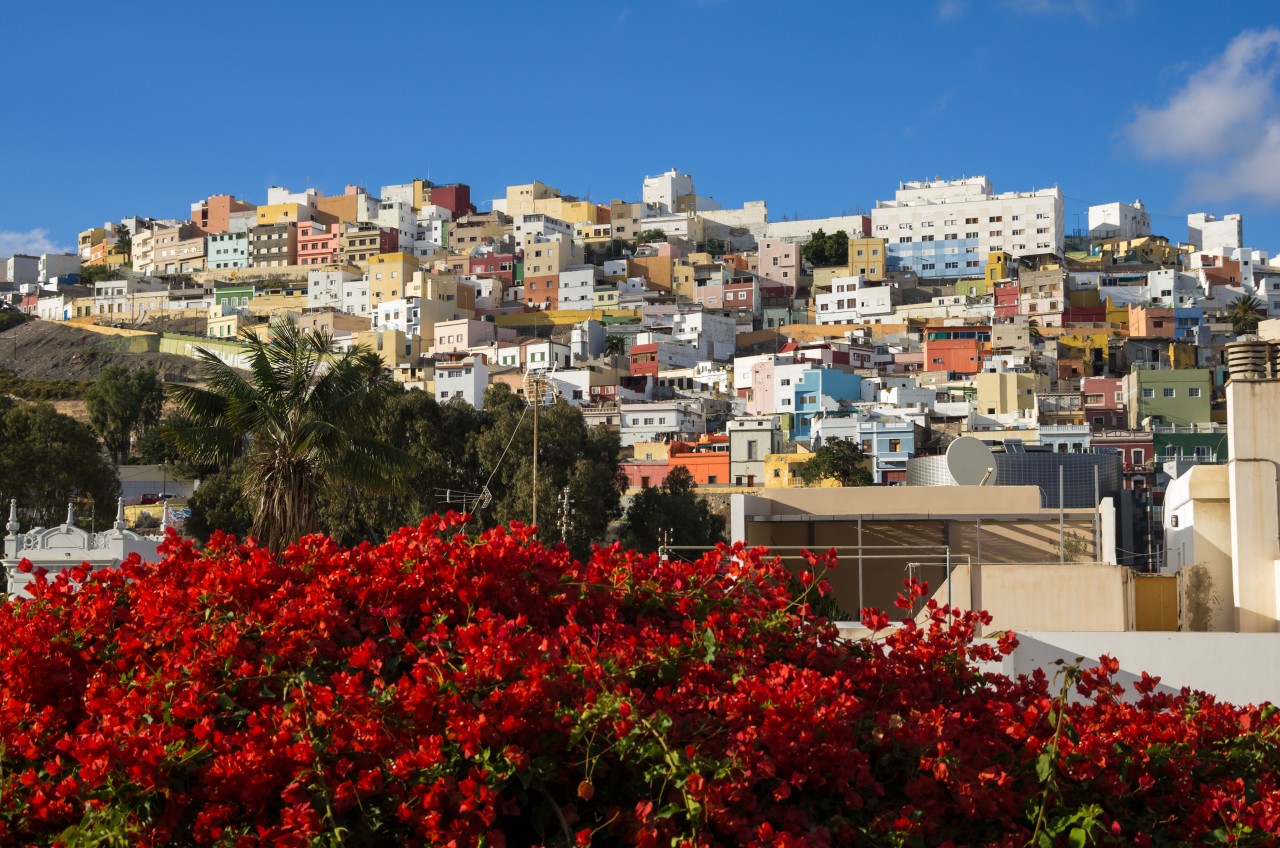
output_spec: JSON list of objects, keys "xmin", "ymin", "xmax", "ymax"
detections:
[
  {"xmin": 1124, "ymin": 368, "xmax": 1213, "ymax": 429},
  {"xmin": 152, "ymin": 223, "xmax": 207, "ymax": 273},
  {"xmin": 1187, "ymin": 212, "xmax": 1243, "ymax": 254},
  {"xmin": 37, "ymin": 253, "xmax": 80, "ymax": 282},
  {"xmin": 248, "ymin": 223, "xmax": 299, "ymax": 268},
  {"xmin": 435, "ymin": 354, "xmax": 489, "ymax": 408},
  {"xmin": 870, "ymin": 176, "xmax": 1064, "ymax": 279},
  {"xmin": 815, "ymin": 277, "xmax": 899, "ymax": 325},
  {"xmin": 757, "ymin": 238, "xmax": 801, "ymax": 289},
  {"xmin": 297, "ymin": 223, "xmax": 342, "ymax": 266},
  {"xmin": 207, "ymin": 232, "xmax": 249, "ymax": 269},
  {"xmin": 1088, "ymin": 201, "xmax": 1150, "ymax": 240},
  {"xmin": 190, "ymin": 194, "xmax": 256, "ymax": 235},
  {"xmin": 340, "ymin": 223, "xmax": 397, "ymax": 265},
  {"xmin": 306, "ymin": 267, "xmax": 361, "ymax": 311}
]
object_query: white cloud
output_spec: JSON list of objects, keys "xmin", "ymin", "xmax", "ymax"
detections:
[
  {"xmin": 0, "ymin": 228, "xmax": 72, "ymax": 258},
  {"xmin": 1125, "ymin": 27, "xmax": 1280, "ymax": 204},
  {"xmin": 1127, "ymin": 27, "xmax": 1280, "ymax": 160},
  {"xmin": 936, "ymin": 0, "xmax": 965, "ymax": 21}
]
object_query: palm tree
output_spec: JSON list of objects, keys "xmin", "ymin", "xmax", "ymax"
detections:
[
  {"xmin": 603, "ymin": 333, "xmax": 627, "ymax": 372},
  {"xmin": 1229, "ymin": 294, "xmax": 1263, "ymax": 336},
  {"xmin": 165, "ymin": 319, "xmax": 414, "ymax": 551}
]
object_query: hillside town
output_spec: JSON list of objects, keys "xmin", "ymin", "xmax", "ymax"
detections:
[{"xmin": 3, "ymin": 168, "xmax": 1280, "ymax": 636}]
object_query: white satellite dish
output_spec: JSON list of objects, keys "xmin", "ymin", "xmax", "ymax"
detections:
[{"xmin": 946, "ymin": 436, "xmax": 997, "ymax": 486}]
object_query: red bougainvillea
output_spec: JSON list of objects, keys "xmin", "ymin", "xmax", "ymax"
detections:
[{"xmin": 0, "ymin": 514, "xmax": 1278, "ymax": 846}]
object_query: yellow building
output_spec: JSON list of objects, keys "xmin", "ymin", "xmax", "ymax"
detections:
[
  {"xmin": 354, "ymin": 328, "xmax": 426, "ymax": 368},
  {"xmin": 367, "ymin": 252, "xmax": 420, "ymax": 306},
  {"xmin": 593, "ymin": 287, "xmax": 619, "ymax": 308},
  {"xmin": 847, "ymin": 237, "xmax": 887, "ymax": 281},
  {"xmin": 632, "ymin": 441, "xmax": 672, "ymax": 462},
  {"xmin": 256, "ymin": 203, "xmax": 314, "ymax": 226},
  {"xmin": 1102, "ymin": 296, "xmax": 1129, "ymax": 325},
  {"xmin": 247, "ymin": 287, "xmax": 308, "ymax": 317},
  {"xmin": 974, "ymin": 371, "xmax": 1045, "ymax": 417},
  {"xmin": 78, "ymin": 227, "xmax": 106, "ymax": 257},
  {"xmin": 1056, "ymin": 330, "xmax": 1114, "ymax": 364},
  {"xmin": 505, "ymin": 181, "xmax": 560, "ymax": 218},
  {"xmin": 978, "ymin": 251, "xmax": 1012, "ymax": 294},
  {"xmin": 762, "ymin": 449, "xmax": 837, "ymax": 488}
]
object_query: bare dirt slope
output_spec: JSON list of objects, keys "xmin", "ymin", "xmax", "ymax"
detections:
[{"xmin": 0, "ymin": 321, "xmax": 209, "ymax": 382}]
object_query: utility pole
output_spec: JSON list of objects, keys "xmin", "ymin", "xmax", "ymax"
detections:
[{"xmin": 532, "ymin": 381, "xmax": 539, "ymax": 528}]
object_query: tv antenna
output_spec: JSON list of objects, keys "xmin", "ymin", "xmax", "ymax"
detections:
[
  {"xmin": 523, "ymin": 361, "xmax": 560, "ymax": 528},
  {"xmin": 434, "ymin": 485, "xmax": 493, "ymax": 514},
  {"xmin": 945, "ymin": 436, "xmax": 998, "ymax": 486}
]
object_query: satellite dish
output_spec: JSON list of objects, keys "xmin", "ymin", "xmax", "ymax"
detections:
[{"xmin": 946, "ymin": 436, "xmax": 997, "ymax": 486}]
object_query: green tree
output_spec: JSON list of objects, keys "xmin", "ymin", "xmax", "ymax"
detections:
[
  {"xmin": 619, "ymin": 465, "xmax": 725, "ymax": 553},
  {"xmin": 319, "ymin": 389, "xmax": 487, "ymax": 545},
  {"xmin": 636, "ymin": 228, "xmax": 667, "ymax": 244},
  {"xmin": 77, "ymin": 264, "xmax": 120, "ymax": 286},
  {"xmin": 801, "ymin": 229, "xmax": 850, "ymax": 268},
  {"xmin": 0, "ymin": 310, "xmax": 30, "ymax": 333},
  {"xmin": 114, "ymin": 223, "xmax": 132, "ymax": 261},
  {"xmin": 603, "ymin": 333, "xmax": 628, "ymax": 370},
  {"xmin": 0, "ymin": 397, "xmax": 119, "ymax": 528},
  {"xmin": 164, "ymin": 320, "xmax": 414, "ymax": 552},
  {"xmin": 1229, "ymin": 294, "xmax": 1263, "ymax": 336},
  {"xmin": 83, "ymin": 366, "xmax": 165, "ymax": 466},
  {"xmin": 475, "ymin": 384, "xmax": 623, "ymax": 559},
  {"xmin": 184, "ymin": 460, "xmax": 254, "ymax": 544},
  {"xmin": 796, "ymin": 438, "xmax": 874, "ymax": 487}
]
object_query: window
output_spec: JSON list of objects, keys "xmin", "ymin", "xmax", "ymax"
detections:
[
  {"xmin": 966, "ymin": 231, "xmax": 979, "ymax": 239},
  {"xmin": 1142, "ymin": 388, "xmax": 1155, "ymax": 398},
  {"xmin": 1189, "ymin": 387, "xmax": 1202, "ymax": 398},
  {"xmin": 707, "ymin": 476, "xmax": 718, "ymax": 485},
  {"xmin": 945, "ymin": 262, "xmax": 958, "ymax": 269},
  {"xmin": 1163, "ymin": 387, "xmax": 1176, "ymax": 398},
  {"xmin": 889, "ymin": 438, "xmax": 901, "ymax": 452},
  {"xmin": 965, "ymin": 217, "xmax": 978, "ymax": 225}
]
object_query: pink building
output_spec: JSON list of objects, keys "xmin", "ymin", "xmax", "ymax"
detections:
[
  {"xmin": 297, "ymin": 223, "xmax": 341, "ymax": 266},
  {"xmin": 758, "ymin": 239, "xmax": 801, "ymax": 290},
  {"xmin": 1083, "ymin": 377, "xmax": 1126, "ymax": 431},
  {"xmin": 1128, "ymin": 305, "xmax": 1175, "ymax": 339}
]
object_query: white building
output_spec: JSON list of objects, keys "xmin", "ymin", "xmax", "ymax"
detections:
[
  {"xmin": 514, "ymin": 213, "xmax": 573, "ymax": 245},
  {"xmin": 618, "ymin": 400, "xmax": 707, "ymax": 447},
  {"xmin": 373, "ymin": 297, "xmax": 421, "ymax": 336},
  {"xmin": 1187, "ymin": 212, "xmax": 1243, "ymax": 255},
  {"xmin": 4, "ymin": 255, "xmax": 38, "ymax": 285},
  {"xmin": 671, "ymin": 311, "xmax": 737, "ymax": 361},
  {"xmin": 435, "ymin": 354, "xmax": 489, "ymax": 408},
  {"xmin": 308, "ymin": 267, "xmax": 361, "ymax": 311},
  {"xmin": 38, "ymin": 253, "xmax": 80, "ymax": 283},
  {"xmin": 727, "ymin": 416, "xmax": 782, "ymax": 487},
  {"xmin": 557, "ymin": 265, "xmax": 599, "ymax": 311},
  {"xmin": 870, "ymin": 176, "xmax": 1064, "ymax": 279},
  {"xmin": 815, "ymin": 277, "xmax": 899, "ymax": 325},
  {"xmin": 1087, "ymin": 201, "xmax": 1150, "ymax": 240},
  {"xmin": 433, "ymin": 318, "xmax": 495, "ymax": 354},
  {"xmin": 642, "ymin": 168, "xmax": 696, "ymax": 214},
  {"xmin": 341, "ymin": 275, "xmax": 371, "ymax": 316}
]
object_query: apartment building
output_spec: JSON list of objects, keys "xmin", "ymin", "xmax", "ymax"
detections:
[{"xmin": 870, "ymin": 176, "xmax": 1064, "ymax": 279}]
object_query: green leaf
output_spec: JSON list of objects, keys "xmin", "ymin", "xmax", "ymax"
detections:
[
  {"xmin": 1068, "ymin": 827, "xmax": 1087, "ymax": 848},
  {"xmin": 1036, "ymin": 751, "xmax": 1053, "ymax": 783},
  {"xmin": 702, "ymin": 628, "xmax": 717, "ymax": 663}
]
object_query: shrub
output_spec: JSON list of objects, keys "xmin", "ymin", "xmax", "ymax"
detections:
[{"xmin": 0, "ymin": 518, "xmax": 1277, "ymax": 845}]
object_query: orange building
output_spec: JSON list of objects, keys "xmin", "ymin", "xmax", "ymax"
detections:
[
  {"xmin": 190, "ymin": 194, "xmax": 256, "ymax": 235},
  {"xmin": 922, "ymin": 326, "xmax": 991, "ymax": 374},
  {"xmin": 667, "ymin": 434, "xmax": 730, "ymax": 486}
]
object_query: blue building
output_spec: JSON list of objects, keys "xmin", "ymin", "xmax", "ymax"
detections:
[
  {"xmin": 790, "ymin": 368, "xmax": 862, "ymax": 440},
  {"xmin": 207, "ymin": 232, "xmax": 249, "ymax": 270},
  {"xmin": 886, "ymin": 235, "xmax": 982, "ymax": 279},
  {"xmin": 810, "ymin": 412, "xmax": 917, "ymax": 483}
]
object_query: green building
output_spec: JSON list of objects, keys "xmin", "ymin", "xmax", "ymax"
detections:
[{"xmin": 1124, "ymin": 368, "xmax": 1212, "ymax": 428}]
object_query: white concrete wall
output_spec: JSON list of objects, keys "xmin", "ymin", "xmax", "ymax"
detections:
[
  {"xmin": 1226, "ymin": 379, "xmax": 1280, "ymax": 631},
  {"xmin": 1002, "ymin": 631, "xmax": 1280, "ymax": 706}
]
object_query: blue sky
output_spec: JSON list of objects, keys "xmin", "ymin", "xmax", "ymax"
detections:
[{"xmin": 2, "ymin": 0, "xmax": 1279, "ymax": 257}]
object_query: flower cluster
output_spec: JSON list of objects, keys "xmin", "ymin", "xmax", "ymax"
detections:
[{"xmin": 0, "ymin": 515, "xmax": 1277, "ymax": 846}]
